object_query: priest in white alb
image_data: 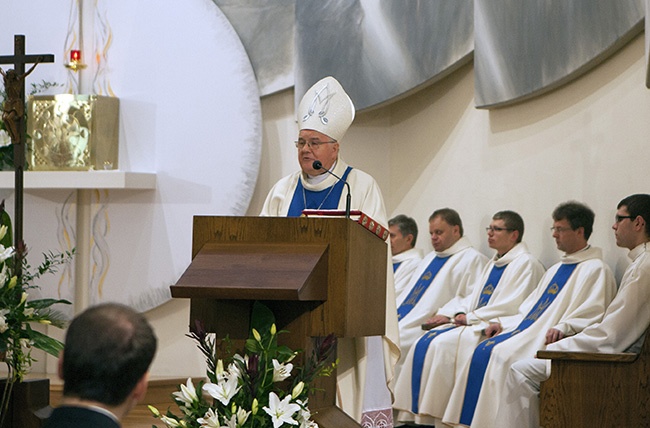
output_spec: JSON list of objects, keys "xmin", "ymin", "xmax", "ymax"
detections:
[
  {"xmin": 260, "ymin": 76, "xmax": 400, "ymax": 427},
  {"xmin": 442, "ymin": 201, "xmax": 616, "ymax": 428},
  {"xmin": 396, "ymin": 208, "xmax": 487, "ymax": 378},
  {"xmin": 388, "ymin": 214, "xmax": 423, "ymax": 304},
  {"xmin": 393, "ymin": 210, "xmax": 545, "ymax": 426},
  {"xmin": 496, "ymin": 194, "xmax": 650, "ymax": 428}
]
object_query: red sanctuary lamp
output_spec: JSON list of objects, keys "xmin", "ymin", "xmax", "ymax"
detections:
[{"xmin": 65, "ymin": 49, "xmax": 86, "ymax": 71}]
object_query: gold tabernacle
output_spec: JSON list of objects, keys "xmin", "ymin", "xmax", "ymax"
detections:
[{"xmin": 27, "ymin": 94, "xmax": 119, "ymax": 170}]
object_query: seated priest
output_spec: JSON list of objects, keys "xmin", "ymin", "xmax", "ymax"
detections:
[
  {"xmin": 496, "ymin": 193, "xmax": 650, "ymax": 428},
  {"xmin": 260, "ymin": 76, "xmax": 400, "ymax": 427},
  {"xmin": 395, "ymin": 208, "xmax": 488, "ymax": 378},
  {"xmin": 442, "ymin": 201, "xmax": 616, "ymax": 428},
  {"xmin": 393, "ymin": 210, "xmax": 545, "ymax": 426},
  {"xmin": 389, "ymin": 214, "xmax": 423, "ymax": 304}
]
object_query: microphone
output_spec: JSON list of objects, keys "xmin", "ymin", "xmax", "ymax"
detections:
[{"xmin": 312, "ymin": 160, "xmax": 352, "ymax": 219}]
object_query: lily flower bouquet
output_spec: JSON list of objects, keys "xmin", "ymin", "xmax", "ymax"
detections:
[
  {"xmin": 150, "ymin": 303, "xmax": 337, "ymax": 428},
  {"xmin": 0, "ymin": 201, "xmax": 72, "ymax": 425}
]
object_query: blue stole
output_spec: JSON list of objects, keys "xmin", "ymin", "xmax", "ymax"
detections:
[
  {"xmin": 393, "ymin": 261, "xmax": 403, "ymax": 273},
  {"xmin": 458, "ymin": 263, "xmax": 578, "ymax": 425},
  {"xmin": 397, "ymin": 255, "xmax": 451, "ymax": 321},
  {"xmin": 475, "ymin": 264, "xmax": 507, "ymax": 309},
  {"xmin": 287, "ymin": 166, "xmax": 353, "ymax": 217},
  {"xmin": 409, "ymin": 263, "xmax": 508, "ymax": 414}
]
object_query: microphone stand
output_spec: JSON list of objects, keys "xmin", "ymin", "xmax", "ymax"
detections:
[{"xmin": 312, "ymin": 160, "xmax": 351, "ymax": 219}]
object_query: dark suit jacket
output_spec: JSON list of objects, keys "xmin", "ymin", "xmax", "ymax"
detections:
[{"xmin": 44, "ymin": 406, "xmax": 120, "ymax": 428}]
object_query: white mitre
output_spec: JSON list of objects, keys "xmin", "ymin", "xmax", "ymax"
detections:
[{"xmin": 297, "ymin": 76, "xmax": 356, "ymax": 141}]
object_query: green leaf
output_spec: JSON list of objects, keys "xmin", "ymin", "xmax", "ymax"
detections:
[
  {"xmin": 26, "ymin": 329, "xmax": 65, "ymax": 357},
  {"xmin": 275, "ymin": 345, "xmax": 295, "ymax": 359},
  {"xmin": 245, "ymin": 338, "xmax": 261, "ymax": 354},
  {"xmin": 26, "ymin": 298, "xmax": 71, "ymax": 310},
  {"xmin": 0, "ymin": 200, "xmax": 12, "ymax": 248},
  {"xmin": 250, "ymin": 301, "xmax": 276, "ymax": 338}
]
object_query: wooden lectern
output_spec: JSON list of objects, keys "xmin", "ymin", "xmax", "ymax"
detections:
[{"xmin": 171, "ymin": 216, "xmax": 388, "ymax": 427}]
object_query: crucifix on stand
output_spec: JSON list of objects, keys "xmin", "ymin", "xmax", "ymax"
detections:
[{"xmin": 0, "ymin": 35, "xmax": 54, "ymax": 276}]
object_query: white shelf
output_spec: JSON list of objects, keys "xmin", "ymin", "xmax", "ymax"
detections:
[{"xmin": 0, "ymin": 171, "xmax": 156, "ymax": 189}]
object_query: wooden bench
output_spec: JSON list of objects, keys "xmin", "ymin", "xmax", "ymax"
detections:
[{"xmin": 537, "ymin": 328, "xmax": 650, "ymax": 427}]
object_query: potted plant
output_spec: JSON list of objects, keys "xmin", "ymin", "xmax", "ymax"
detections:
[{"xmin": 149, "ymin": 302, "xmax": 337, "ymax": 428}]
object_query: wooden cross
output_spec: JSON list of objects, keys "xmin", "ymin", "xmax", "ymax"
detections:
[{"xmin": 0, "ymin": 35, "xmax": 54, "ymax": 273}]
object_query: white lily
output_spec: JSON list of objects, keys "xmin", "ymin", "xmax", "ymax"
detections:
[
  {"xmin": 0, "ymin": 130, "xmax": 11, "ymax": 148},
  {"xmin": 263, "ymin": 391, "xmax": 301, "ymax": 428},
  {"xmin": 203, "ymin": 376, "xmax": 241, "ymax": 406},
  {"xmin": 159, "ymin": 415, "xmax": 182, "ymax": 427},
  {"xmin": 173, "ymin": 378, "xmax": 198, "ymax": 408},
  {"xmin": 295, "ymin": 399, "xmax": 312, "ymax": 428},
  {"xmin": 292, "ymin": 381, "xmax": 304, "ymax": 399},
  {"xmin": 0, "ymin": 313, "xmax": 8, "ymax": 333},
  {"xmin": 236, "ymin": 406, "xmax": 251, "ymax": 425},
  {"xmin": 252, "ymin": 328, "xmax": 261, "ymax": 342},
  {"xmin": 0, "ymin": 246, "xmax": 15, "ymax": 263},
  {"xmin": 220, "ymin": 414, "xmax": 237, "ymax": 428},
  {"xmin": 197, "ymin": 408, "xmax": 220, "ymax": 428},
  {"xmin": 0, "ymin": 264, "xmax": 8, "ymax": 287},
  {"xmin": 216, "ymin": 359, "xmax": 226, "ymax": 381},
  {"xmin": 230, "ymin": 355, "xmax": 246, "ymax": 380},
  {"xmin": 272, "ymin": 359, "xmax": 293, "ymax": 382},
  {"xmin": 7, "ymin": 276, "xmax": 16, "ymax": 289},
  {"xmin": 148, "ymin": 405, "xmax": 161, "ymax": 417}
]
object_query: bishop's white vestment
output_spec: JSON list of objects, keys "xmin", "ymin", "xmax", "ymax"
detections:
[
  {"xmin": 442, "ymin": 245, "xmax": 616, "ymax": 428},
  {"xmin": 393, "ymin": 242, "xmax": 545, "ymax": 425},
  {"xmin": 393, "ymin": 248, "xmax": 423, "ymax": 304},
  {"xmin": 261, "ymin": 158, "xmax": 400, "ymax": 427},
  {"xmin": 261, "ymin": 158, "xmax": 385, "ymax": 217},
  {"xmin": 497, "ymin": 242, "xmax": 650, "ymax": 428}
]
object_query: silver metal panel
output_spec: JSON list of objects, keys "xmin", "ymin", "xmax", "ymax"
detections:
[
  {"xmin": 213, "ymin": 0, "xmax": 295, "ymax": 96},
  {"xmin": 295, "ymin": 0, "xmax": 474, "ymax": 111},
  {"xmin": 475, "ymin": 0, "xmax": 644, "ymax": 108}
]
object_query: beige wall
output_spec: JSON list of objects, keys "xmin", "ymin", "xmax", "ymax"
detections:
[{"xmin": 141, "ymin": 33, "xmax": 648, "ymax": 379}]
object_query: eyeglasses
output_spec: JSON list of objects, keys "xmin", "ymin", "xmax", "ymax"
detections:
[
  {"xmin": 550, "ymin": 226, "xmax": 573, "ymax": 233},
  {"xmin": 486, "ymin": 226, "xmax": 513, "ymax": 233},
  {"xmin": 615, "ymin": 215, "xmax": 634, "ymax": 223},
  {"xmin": 294, "ymin": 140, "xmax": 336, "ymax": 150}
]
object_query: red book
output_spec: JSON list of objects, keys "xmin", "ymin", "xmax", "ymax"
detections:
[{"xmin": 301, "ymin": 209, "xmax": 389, "ymax": 241}]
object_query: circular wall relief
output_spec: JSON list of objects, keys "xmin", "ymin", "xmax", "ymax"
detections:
[
  {"xmin": 213, "ymin": 0, "xmax": 295, "ymax": 96},
  {"xmin": 295, "ymin": 0, "xmax": 474, "ymax": 111},
  {"xmin": 474, "ymin": 0, "xmax": 644, "ymax": 108},
  {"xmin": 94, "ymin": 0, "xmax": 262, "ymax": 311},
  {"xmin": 3, "ymin": 0, "xmax": 261, "ymax": 313}
]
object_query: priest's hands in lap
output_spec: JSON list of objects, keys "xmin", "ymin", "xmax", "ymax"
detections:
[
  {"xmin": 422, "ymin": 314, "xmax": 452, "ymax": 330},
  {"xmin": 453, "ymin": 313, "xmax": 468, "ymax": 326},
  {"xmin": 545, "ymin": 327, "xmax": 565, "ymax": 344},
  {"xmin": 484, "ymin": 322, "xmax": 503, "ymax": 338}
]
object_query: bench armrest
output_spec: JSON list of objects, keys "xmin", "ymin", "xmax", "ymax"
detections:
[{"xmin": 536, "ymin": 350, "xmax": 638, "ymax": 363}]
